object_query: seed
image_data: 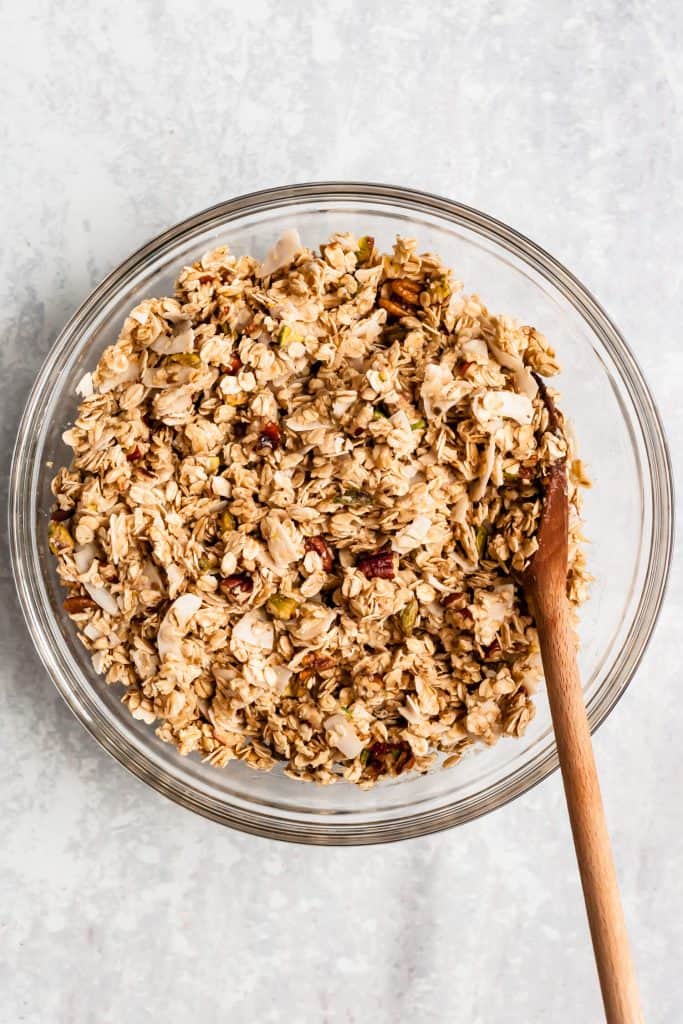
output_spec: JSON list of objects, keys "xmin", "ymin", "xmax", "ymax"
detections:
[{"xmin": 476, "ymin": 523, "xmax": 489, "ymax": 559}]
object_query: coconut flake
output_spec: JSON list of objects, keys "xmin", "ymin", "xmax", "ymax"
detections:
[
  {"xmin": 212, "ymin": 475, "xmax": 231, "ymax": 498},
  {"xmin": 157, "ymin": 593, "xmax": 202, "ymax": 659},
  {"xmin": 258, "ymin": 229, "xmax": 302, "ymax": 278},
  {"xmin": 83, "ymin": 583, "xmax": 119, "ymax": 616},
  {"xmin": 324, "ymin": 714, "xmax": 364, "ymax": 759},
  {"xmin": 469, "ymin": 585, "xmax": 514, "ymax": 646},
  {"xmin": 141, "ymin": 559, "xmax": 164, "ymax": 592},
  {"xmin": 461, "ymin": 338, "xmax": 489, "ymax": 364},
  {"xmin": 75, "ymin": 372, "xmax": 94, "ymax": 398},
  {"xmin": 150, "ymin": 320, "xmax": 195, "ymax": 355},
  {"xmin": 470, "ymin": 436, "xmax": 497, "ymax": 502},
  {"xmin": 230, "ymin": 610, "xmax": 274, "ymax": 661},
  {"xmin": 486, "ymin": 340, "xmax": 538, "ymax": 399},
  {"xmin": 472, "ymin": 390, "xmax": 534, "ymax": 429},
  {"xmin": 269, "ymin": 663, "xmax": 293, "ymax": 693},
  {"xmin": 392, "ymin": 514, "xmax": 433, "ymax": 554},
  {"xmin": 420, "ymin": 362, "xmax": 471, "ymax": 418},
  {"xmin": 166, "ymin": 563, "xmax": 185, "ymax": 598},
  {"xmin": 97, "ymin": 359, "xmax": 141, "ymax": 394},
  {"xmin": 261, "ymin": 514, "xmax": 303, "ymax": 567},
  {"xmin": 74, "ymin": 543, "xmax": 97, "ymax": 574}
]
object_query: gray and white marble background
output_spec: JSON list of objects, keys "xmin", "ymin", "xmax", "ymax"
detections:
[{"xmin": 1, "ymin": 2, "xmax": 681, "ymax": 1021}]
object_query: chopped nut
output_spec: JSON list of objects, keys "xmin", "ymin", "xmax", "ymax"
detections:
[
  {"xmin": 218, "ymin": 574, "xmax": 253, "ymax": 599},
  {"xmin": 355, "ymin": 235, "xmax": 374, "ymax": 263},
  {"xmin": 219, "ymin": 510, "xmax": 236, "ymax": 533},
  {"xmin": 168, "ymin": 352, "xmax": 201, "ymax": 367},
  {"xmin": 257, "ymin": 421, "xmax": 282, "ymax": 450},
  {"xmin": 357, "ymin": 550, "xmax": 395, "ymax": 580},
  {"xmin": 50, "ymin": 506, "xmax": 74, "ymax": 522},
  {"xmin": 266, "ymin": 593, "xmax": 299, "ymax": 620},
  {"xmin": 390, "ymin": 278, "xmax": 421, "ymax": 305},
  {"xmin": 223, "ymin": 353, "xmax": 242, "ymax": 375},
  {"xmin": 48, "ymin": 521, "xmax": 74, "ymax": 555},
  {"xmin": 63, "ymin": 596, "xmax": 97, "ymax": 614},
  {"xmin": 340, "ymin": 487, "xmax": 373, "ymax": 506},
  {"xmin": 399, "ymin": 598, "xmax": 418, "ymax": 636},
  {"xmin": 304, "ymin": 535, "xmax": 334, "ymax": 572},
  {"xmin": 379, "ymin": 293, "xmax": 412, "ymax": 318},
  {"xmin": 278, "ymin": 325, "xmax": 304, "ymax": 347}
]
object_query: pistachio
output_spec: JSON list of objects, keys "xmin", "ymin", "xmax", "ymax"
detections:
[
  {"xmin": 355, "ymin": 235, "xmax": 374, "ymax": 264},
  {"xmin": 399, "ymin": 598, "xmax": 418, "ymax": 636},
  {"xmin": 266, "ymin": 593, "xmax": 299, "ymax": 621},
  {"xmin": 48, "ymin": 521, "xmax": 74, "ymax": 555},
  {"xmin": 219, "ymin": 510, "xmax": 236, "ymax": 533},
  {"xmin": 278, "ymin": 325, "xmax": 304, "ymax": 347},
  {"xmin": 168, "ymin": 352, "xmax": 201, "ymax": 367}
]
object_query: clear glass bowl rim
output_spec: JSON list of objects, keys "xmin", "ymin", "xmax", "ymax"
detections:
[{"xmin": 8, "ymin": 181, "xmax": 674, "ymax": 845}]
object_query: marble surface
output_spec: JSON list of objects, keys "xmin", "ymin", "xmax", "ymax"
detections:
[{"xmin": 1, "ymin": 2, "xmax": 681, "ymax": 1021}]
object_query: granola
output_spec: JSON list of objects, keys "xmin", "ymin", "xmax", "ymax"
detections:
[{"xmin": 49, "ymin": 232, "xmax": 588, "ymax": 786}]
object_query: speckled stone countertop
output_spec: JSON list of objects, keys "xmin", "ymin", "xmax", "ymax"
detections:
[{"xmin": 1, "ymin": 2, "xmax": 681, "ymax": 1021}]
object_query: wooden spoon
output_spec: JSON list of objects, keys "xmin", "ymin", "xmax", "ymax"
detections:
[{"xmin": 522, "ymin": 379, "xmax": 643, "ymax": 1024}]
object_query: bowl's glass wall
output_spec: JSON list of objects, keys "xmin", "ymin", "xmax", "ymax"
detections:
[{"xmin": 10, "ymin": 185, "xmax": 672, "ymax": 843}]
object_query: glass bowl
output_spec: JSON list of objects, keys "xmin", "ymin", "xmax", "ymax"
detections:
[{"xmin": 9, "ymin": 183, "xmax": 673, "ymax": 845}]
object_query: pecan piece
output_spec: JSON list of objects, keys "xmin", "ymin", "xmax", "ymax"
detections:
[
  {"xmin": 357, "ymin": 550, "xmax": 395, "ymax": 580},
  {"xmin": 364, "ymin": 740, "xmax": 413, "ymax": 774},
  {"xmin": 304, "ymin": 535, "xmax": 334, "ymax": 572},
  {"xmin": 218, "ymin": 574, "xmax": 254, "ymax": 599},
  {"xmin": 50, "ymin": 506, "xmax": 74, "ymax": 522},
  {"xmin": 257, "ymin": 421, "xmax": 281, "ymax": 451},
  {"xmin": 298, "ymin": 652, "xmax": 336, "ymax": 682},
  {"xmin": 63, "ymin": 596, "xmax": 97, "ymax": 614},
  {"xmin": 223, "ymin": 353, "xmax": 242, "ymax": 375},
  {"xmin": 379, "ymin": 294, "xmax": 412, "ymax": 318},
  {"xmin": 390, "ymin": 278, "xmax": 421, "ymax": 305}
]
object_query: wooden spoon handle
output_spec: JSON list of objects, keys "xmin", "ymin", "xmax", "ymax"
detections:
[{"xmin": 533, "ymin": 590, "xmax": 643, "ymax": 1024}]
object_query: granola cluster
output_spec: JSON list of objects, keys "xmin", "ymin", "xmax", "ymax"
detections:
[{"xmin": 49, "ymin": 232, "xmax": 588, "ymax": 785}]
